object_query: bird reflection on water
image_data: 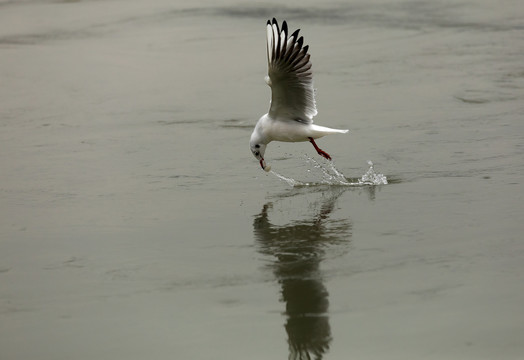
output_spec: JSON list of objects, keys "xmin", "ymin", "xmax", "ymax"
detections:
[{"xmin": 253, "ymin": 188, "xmax": 352, "ymax": 359}]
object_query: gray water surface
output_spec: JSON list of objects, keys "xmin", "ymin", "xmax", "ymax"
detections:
[{"xmin": 1, "ymin": 1, "xmax": 524, "ymax": 359}]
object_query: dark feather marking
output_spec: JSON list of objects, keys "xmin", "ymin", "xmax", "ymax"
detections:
[
  {"xmin": 272, "ymin": 18, "xmax": 279, "ymax": 36},
  {"xmin": 275, "ymin": 22, "xmax": 281, "ymax": 59},
  {"xmin": 271, "ymin": 23, "xmax": 278, "ymax": 61},
  {"xmin": 281, "ymin": 21, "xmax": 288, "ymax": 58},
  {"xmin": 290, "ymin": 49, "xmax": 308, "ymax": 70},
  {"xmin": 268, "ymin": 20, "xmax": 313, "ymax": 78},
  {"xmin": 283, "ymin": 30, "xmax": 300, "ymax": 62},
  {"xmin": 294, "ymin": 53, "xmax": 310, "ymax": 69},
  {"xmin": 287, "ymin": 29, "xmax": 300, "ymax": 57},
  {"xmin": 295, "ymin": 62, "xmax": 312, "ymax": 74},
  {"xmin": 266, "ymin": 19, "xmax": 316, "ymax": 122},
  {"xmin": 296, "ymin": 36, "xmax": 304, "ymax": 50}
]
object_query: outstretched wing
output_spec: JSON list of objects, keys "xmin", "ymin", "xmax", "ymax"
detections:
[{"xmin": 265, "ymin": 18, "xmax": 317, "ymax": 124}]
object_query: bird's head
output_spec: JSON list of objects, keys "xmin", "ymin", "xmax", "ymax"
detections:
[{"xmin": 249, "ymin": 142, "xmax": 270, "ymax": 172}]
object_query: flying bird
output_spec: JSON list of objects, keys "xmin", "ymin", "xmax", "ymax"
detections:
[{"xmin": 250, "ymin": 18, "xmax": 349, "ymax": 172}]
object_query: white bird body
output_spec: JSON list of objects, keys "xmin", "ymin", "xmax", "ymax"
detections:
[
  {"xmin": 254, "ymin": 114, "xmax": 348, "ymax": 143},
  {"xmin": 250, "ymin": 19, "xmax": 349, "ymax": 171}
]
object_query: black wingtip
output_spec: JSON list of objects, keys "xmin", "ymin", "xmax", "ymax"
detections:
[
  {"xmin": 282, "ymin": 20, "xmax": 288, "ymax": 34},
  {"xmin": 290, "ymin": 28, "xmax": 300, "ymax": 40},
  {"xmin": 268, "ymin": 19, "xmax": 291, "ymax": 36},
  {"xmin": 297, "ymin": 36, "xmax": 304, "ymax": 48}
]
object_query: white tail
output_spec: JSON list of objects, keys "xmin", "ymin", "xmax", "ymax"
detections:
[{"xmin": 310, "ymin": 124, "xmax": 349, "ymax": 138}]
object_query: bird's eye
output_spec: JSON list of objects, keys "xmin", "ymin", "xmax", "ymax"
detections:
[{"xmin": 255, "ymin": 144, "xmax": 260, "ymax": 148}]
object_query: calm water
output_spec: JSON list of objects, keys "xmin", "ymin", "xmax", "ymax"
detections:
[{"xmin": 1, "ymin": 1, "xmax": 524, "ymax": 359}]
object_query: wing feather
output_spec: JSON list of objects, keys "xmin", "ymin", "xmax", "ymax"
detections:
[{"xmin": 266, "ymin": 18, "xmax": 317, "ymax": 123}]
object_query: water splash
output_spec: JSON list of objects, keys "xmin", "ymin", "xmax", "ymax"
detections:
[
  {"xmin": 270, "ymin": 158, "xmax": 388, "ymax": 187},
  {"xmin": 358, "ymin": 161, "xmax": 388, "ymax": 185},
  {"xmin": 270, "ymin": 171, "xmax": 304, "ymax": 187}
]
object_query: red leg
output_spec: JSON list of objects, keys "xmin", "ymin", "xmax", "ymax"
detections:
[{"xmin": 309, "ymin": 137, "xmax": 332, "ymax": 160}]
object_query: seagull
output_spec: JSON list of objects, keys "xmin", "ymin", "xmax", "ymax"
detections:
[{"xmin": 250, "ymin": 18, "xmax": 349, "ymax": 172}]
